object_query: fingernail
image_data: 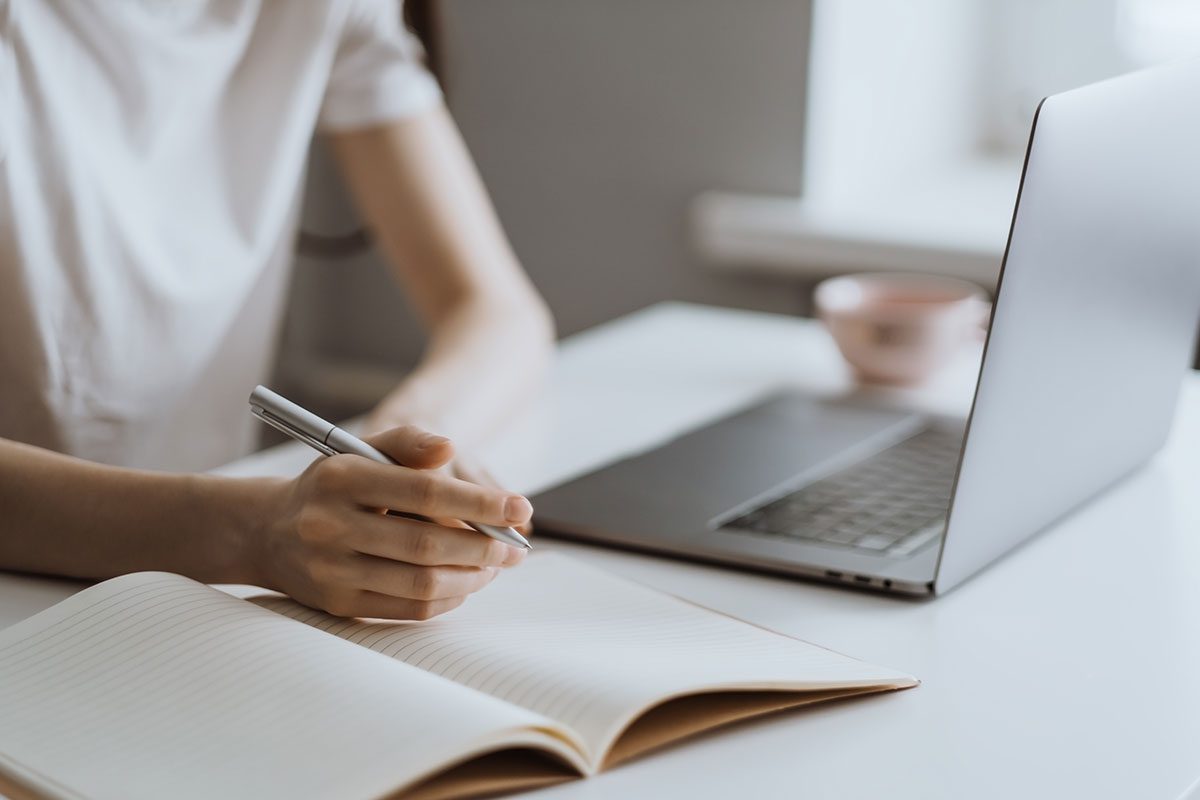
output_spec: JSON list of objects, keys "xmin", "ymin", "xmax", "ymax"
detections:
[
  {"xmin": 417, "ymin": 434, "xmax": 449, "ymax": 451},
  {"xmin": 504, "ymin": 545, "xmax": 527, "ymax": 565},
  {"xmin": 504, "ymin": 495, "xmax": 533, "ymax": 523}
]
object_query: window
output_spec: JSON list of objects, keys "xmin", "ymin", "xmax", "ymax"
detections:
[{"xmin": 694, "ymin": 0, "xmax": 1200, "ymax": 285}]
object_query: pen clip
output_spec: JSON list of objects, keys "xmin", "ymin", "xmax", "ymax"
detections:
[{"xmin": 250, "ymin": 405, "xmax": 338, "ymax": 457}]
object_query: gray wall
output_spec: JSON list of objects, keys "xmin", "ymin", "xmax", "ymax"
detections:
[
  {"xmin": 438, "ymin": 0, "xmax": 812, "ymax": 336},
  {"xmin": 278, "ymin": 1, "xmax": 813, "ymax": 413}
]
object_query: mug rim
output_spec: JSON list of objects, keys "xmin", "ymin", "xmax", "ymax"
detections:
[{"xmin": 814, "ymin": 271, "xmax": 987, "ymax": 316}]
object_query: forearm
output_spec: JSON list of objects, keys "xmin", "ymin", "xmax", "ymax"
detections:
[
  {"xmin": 330, "ymin": 107, "xmax": 556, "ymax": 447},
  {"xmin": 0, "ymin": 427, "xmax": 532, "ymax": 620},
  {"xmin": 0, "ymin": 439, "xmax": 274, "ymax": 584},
  {"xmin": 374, "ymin": 291, "xmax": 554, "ymax": 446}
]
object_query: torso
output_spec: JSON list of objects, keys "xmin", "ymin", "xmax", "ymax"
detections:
[{"xmin": 0, "ymin": 1, "xmax": 344, "ymax": 470}]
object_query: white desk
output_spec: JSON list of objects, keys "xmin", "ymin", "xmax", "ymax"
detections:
[{"xmin": 3, "ymin": 302, "xmax": 1199, "ymax": 799}]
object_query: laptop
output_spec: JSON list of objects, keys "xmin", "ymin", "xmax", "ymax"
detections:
[{"xmin": 530, "ymin": 62, "xmax": 1200, "ymax": 596}]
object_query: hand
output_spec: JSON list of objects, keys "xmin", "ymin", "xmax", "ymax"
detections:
[{"xmin": 254, "ymin": 425, "xmax": 531, "ymax": 620}]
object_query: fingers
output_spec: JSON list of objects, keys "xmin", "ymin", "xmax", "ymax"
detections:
[
  {"xmin": 337, "ymin": 592, "xmax": 468, "ymax": 621},
  {"xmin": 348, "ymin": 513, "xmax": 527, "ymax": 568},
  {"xmin": 349, "ymin": 554, "xmax": 499, "ymax": 600},
  {"xmin": 363, "ymin": 424, "xmax": 455, "ymax": 469},
  {"xmin": 315, "ymin": 455, "xmax": 533, "ymax": 528},
  {"xmin": 279, "ymin": 512, "xmax": 521, "ymax": 619},
  {"xmin": 284, "ymin": 513, "xmax": 522, "ymax": 620}
]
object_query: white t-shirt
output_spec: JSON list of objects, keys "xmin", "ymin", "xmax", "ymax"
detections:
[{"xmin": 0, "ymin": 0, "xmax": 441, "ymax": 471}]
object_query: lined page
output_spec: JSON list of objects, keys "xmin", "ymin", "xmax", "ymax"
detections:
[
  {"xmin": 0, "ymin": 573, "xmax": 581, "ymax": 800},
  {"xmin": 254, "ymin": 554, "xmax": 915, "ymax": 765}
]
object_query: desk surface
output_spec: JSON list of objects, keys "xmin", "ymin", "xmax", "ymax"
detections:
[{"xmin": 3, "ymin": 303, "xmax": 1198, "ymax": 800}]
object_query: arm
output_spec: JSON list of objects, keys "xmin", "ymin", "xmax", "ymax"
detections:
[
  {"xmin": 327, "ymin": 105, "xmax": 555, "ymax": 448},
  {"xmin": 0, "ymin": 430, "xmax": 530, "ymax": 619}
]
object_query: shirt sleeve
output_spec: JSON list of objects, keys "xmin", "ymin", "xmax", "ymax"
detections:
[{"xmin": 318, "ymin": 0, "xmax": 443, "ymax": 131}]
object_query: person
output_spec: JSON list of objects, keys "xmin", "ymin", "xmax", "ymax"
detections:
[{"xmin": 0, "ymin": 0, "xmax": 554, "ymax": 620}]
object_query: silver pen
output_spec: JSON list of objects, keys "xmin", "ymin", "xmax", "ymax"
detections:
[{"xmin": 248, "ymin": 385, "xmax": 531, "ymax": 550}]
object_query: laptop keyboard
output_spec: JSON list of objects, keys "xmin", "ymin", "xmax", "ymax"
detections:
[{"xmin": 724, "ymin": 427, "xmax": 962, "ymax": 557}]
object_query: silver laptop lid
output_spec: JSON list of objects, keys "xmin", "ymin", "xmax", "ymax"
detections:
[{"xmin": 934, "ymin": 61, "xmax": 1200, "ymax": 593}]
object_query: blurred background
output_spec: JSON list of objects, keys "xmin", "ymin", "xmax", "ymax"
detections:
[{"xmin": 275, "ymin": 0, "xmax": 1200, "ymax": 421}]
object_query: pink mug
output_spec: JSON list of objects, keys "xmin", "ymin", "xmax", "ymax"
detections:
[{"xmin": 814, "ymin": 272, "xmax": 989, "ymax": 385}]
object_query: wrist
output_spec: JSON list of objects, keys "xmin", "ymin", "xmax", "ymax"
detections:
[{"xmin": 187, "ymin": 474, "xmax": 287, "ymax": 586}]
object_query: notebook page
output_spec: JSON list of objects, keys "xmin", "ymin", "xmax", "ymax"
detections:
[
  {"xmin": 253, "ymin": 554, "xmax": 915, "ymax": 767},
  {"xmin": 0, "ymin": 572, "xmax": 584, "ymax": 800}
]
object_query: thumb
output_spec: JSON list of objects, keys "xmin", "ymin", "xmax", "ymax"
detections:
[{"xmin": 363, "ymin": 424, "xmax": 456, "ymax": 470}]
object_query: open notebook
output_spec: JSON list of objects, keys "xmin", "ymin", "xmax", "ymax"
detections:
[{"xmin": 0, "ymin": 553, "xmax": 916, "ymax": 800}]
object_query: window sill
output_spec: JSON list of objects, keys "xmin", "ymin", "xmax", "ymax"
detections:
[{"xmin": 691, "ymin": 157, "xmax": 1023, "ymax": 288}]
